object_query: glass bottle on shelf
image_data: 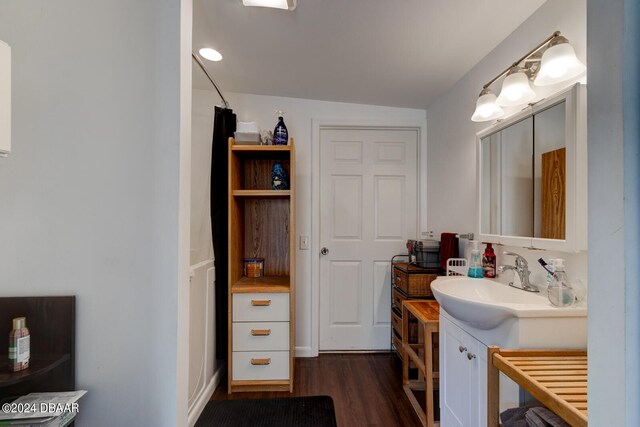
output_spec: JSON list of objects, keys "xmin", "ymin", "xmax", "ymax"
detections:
[{"xmin": 273, "ymin": 110, "xmax": 288, "ymax": 145}]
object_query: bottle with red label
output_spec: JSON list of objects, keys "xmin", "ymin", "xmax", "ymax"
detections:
[{"xmin": 482, "ymin": 242, "xmax": 496, "ymax": 278}]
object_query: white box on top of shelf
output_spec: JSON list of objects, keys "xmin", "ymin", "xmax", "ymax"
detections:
[{"xmin": 0, "ymin": 40, "xmax": 10, "ymax": 157}]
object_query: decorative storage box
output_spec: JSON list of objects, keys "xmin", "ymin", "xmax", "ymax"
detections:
[
  {"xmin": 234, "ymin": 122, "xmax": 262, "ymax": 145},
  {"xmin": 413, "ymin": 239, "xmax": 440, "ymax": 269},
  {"xmin": 392, "ymin": 263, "xmax": 439, "ymax": 297}
]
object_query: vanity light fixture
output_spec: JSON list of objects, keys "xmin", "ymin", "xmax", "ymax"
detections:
[
  {"xmin": 242, "ymin": 0, "xmax": 297, "ymax": 10},
  {"xmin": 471, "ymin": 31, "xmax": 585, "ymax": 122},
  {"xmin": 199, "ymin": 48, "xmax": 223, "ymax": 62},
  {"xmin": 496, "ymin": 66, "xmax": 536, "ymax": 107},
  {"xmin": 534, "ymin": 36, "xmax": 586, "ymax": 86},
  {"xmin": 471, "ymin": 88, "xmax": 504, "ymax": 122}
]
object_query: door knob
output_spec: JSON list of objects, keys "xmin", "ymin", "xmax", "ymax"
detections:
[
  {"xmin": 467, "ymin": 352, "xmax": 477, "ymax": 360},
  {"xmin": 321, "ymin": 247, "xmax": 329, "ymax": 255},
  {"xmin": 459, "ymin": 346, "xmax": 467, "ymax": 353}
]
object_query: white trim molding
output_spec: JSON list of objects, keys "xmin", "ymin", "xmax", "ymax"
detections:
[
  {"xmin": 295, "ymin": 345, "xmax": 314, "ymax": 358},
  {"xmin": 187, "ymin": 364, "xmax": 226, "ymax": 427}
]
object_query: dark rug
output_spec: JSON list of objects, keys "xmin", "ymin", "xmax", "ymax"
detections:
[{"xmin": 195, "ymin": 396, "xmax": 338, "ymax": 427}]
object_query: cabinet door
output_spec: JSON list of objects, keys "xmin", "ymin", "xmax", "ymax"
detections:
[
  {"xmin": 470, "ymin": 338, "xmax": 488, "ymax": 427},
  {"xmin": 441, "ymin": 317, "xmax": 471, "ymax": 427}
]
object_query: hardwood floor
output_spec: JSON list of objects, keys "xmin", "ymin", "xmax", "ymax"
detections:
[{"xmin": 211, "ymin": 353, "xmax": 424, "ymax": 427}]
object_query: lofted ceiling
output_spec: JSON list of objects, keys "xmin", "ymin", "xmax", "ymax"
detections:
[{"xmin": 193, "ymin": 0, "xmax": 547, "ymax": 109}]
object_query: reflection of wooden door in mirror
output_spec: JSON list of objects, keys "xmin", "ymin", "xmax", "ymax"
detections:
[{"xmin": 541, "ymin": 147, "xmax": 566, "ymax": 239}]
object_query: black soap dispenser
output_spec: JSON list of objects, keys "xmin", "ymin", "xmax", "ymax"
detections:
[{"xmin": 273, "ymin": 110, "xmax": 288, "ymax": 145}]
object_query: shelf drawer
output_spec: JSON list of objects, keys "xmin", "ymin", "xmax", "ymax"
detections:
[
  {"xmin": 391, "ymin": 307, "xmax": 419, "ymax": 343},
  {"xmin": 392, "ymin": 330, "xmax": 403, "ymax": 357},
  {"xmin": 391, "ymin": 309, "xmax": 402, "ymax": 337},
  {"xmin": 233, "ymin": 293, "xmax": 289, "ymax": 322},
  {"xmin": 233, "ymin": 322, "xmax": 289, "ymax": 351},
  {"xmin": 232, "ymin": 351, "xmax": 290, "ymax": 381},
  {"xmin": 392, "ymin": 288, "xmax": 406, "ymax": 310}
]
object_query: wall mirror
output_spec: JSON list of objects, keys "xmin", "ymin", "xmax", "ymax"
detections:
[{"xmin": 477, "ymin": 84, "xmax": 587, "ymax": 252}]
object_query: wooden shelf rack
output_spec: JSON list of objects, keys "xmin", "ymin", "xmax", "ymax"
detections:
[
  {"xmin": 487, "ymin": 347, "xmax": 588, "ymax": 427},
  {"xmin": 228, "ymin": 137, "xmax": 295, "ymax": 393}
]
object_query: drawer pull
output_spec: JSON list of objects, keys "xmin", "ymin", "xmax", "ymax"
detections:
[
  {"xmin": 251, "ymin": 329, "xmax": 272, "ymax": 336},
  {"xmin": 251, "ymin": 299, "xmax": 272, "ymax": 306},
  {"xmin": 251, "ymin": 358, "xmax": 271, "ymax": 365}
]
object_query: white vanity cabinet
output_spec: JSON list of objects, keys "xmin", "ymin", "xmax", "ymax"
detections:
[
  {"xmin": 435, "ymin": 276, "xmax": 588, "ymax": 426},
  {"xmin": 440, "ymin": 312, "xmax": 519, "ymax": 427},
  {"xmin": 441, "ymin": 315, "xmax": 488, "ymax": 427}
]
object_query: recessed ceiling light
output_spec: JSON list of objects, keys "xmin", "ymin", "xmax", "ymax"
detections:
[
  {"xmin": 242, "ymin": 0, "xmax": 297, "ymax": 10},
  {"xmin": 199, "ymin": 48, "xmax": 223, "ymax": 62}
]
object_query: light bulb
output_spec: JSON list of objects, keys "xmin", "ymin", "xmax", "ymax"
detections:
[
  {"xmin": 471, "ymin": 89, "xmax": 504, "ymax": 122},
  {"xmin": 545, "ymin": 59, "xmax": 568, "ymax": 78},
  {"xmin": 534, "ymin": 39, "xmax": 585, "ymax": 86},
  {"xmin": 242, "ymin": 0, "xmax": 296, "ymax": 10},
  {"xmin": 199, "ymin": 48, "xmax": 223, "ymax": 62},
  {"xmin": 496, "ymin": 67, "xmax": 535, "ymax": 107}
]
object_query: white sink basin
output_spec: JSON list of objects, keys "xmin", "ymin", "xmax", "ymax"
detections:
[{"xmin": 431, "ymin": 276, "xmax": 587, "ymax": 330}]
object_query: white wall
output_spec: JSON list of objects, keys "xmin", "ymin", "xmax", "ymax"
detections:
[
  {"xmin": 587, "ymin": 0, "xmax": 640, "ymax": 424},
  {"xmin": 426, "ymin": 0, "xmax": 588, "ymax": 285},
  {"xmin": 193, "ymin": 89, "xmax": 426, "ymax": 355},
  {"xmin": 0, "ymin": 1, "xmax": 186, "ymax": 425}
]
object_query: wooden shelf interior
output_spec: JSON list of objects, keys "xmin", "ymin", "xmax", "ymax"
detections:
[
  {"xmin": 245, "ymin": 198, "xmax": 290, "ymax": 276},
  {"xmin": 233, "ymin": 190, "xmax": 290, "ymax": 198},
  {"xmin": 232, "ymin": 276, "xmax": 291, "ymax": 293},
  {"xmin": 234, "ymin": 151, "xmax": 291, "ymax": 190},
  {"xmin": 231, "ymin": 144, "xmax": 292, "ymax": 158},
  {"xmin": 229, "ymin": 138, "xmax": 294, "ymax": 291}
]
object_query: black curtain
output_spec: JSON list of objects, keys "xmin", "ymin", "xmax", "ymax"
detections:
[{"xmin": 211, "ymin": 106, "xmax": 236, "ymax": 360}]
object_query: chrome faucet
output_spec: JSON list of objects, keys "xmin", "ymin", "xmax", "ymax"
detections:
[{"xmin": 497, "ymin": 251, "xmax": 539, "ymax": 292}]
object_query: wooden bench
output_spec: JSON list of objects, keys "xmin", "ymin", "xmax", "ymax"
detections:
[{"xmin": 487, "ymin": 347, "xmax": 588, "ymax": 427}]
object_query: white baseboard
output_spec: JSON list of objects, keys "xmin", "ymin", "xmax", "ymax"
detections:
[
  {"xmin": 187, "ymin": 364, "xmax": 226, "ymax": 427},
  {"xmin": 295, "ymin": 346, "xmax": 316, "ymax": 357}
]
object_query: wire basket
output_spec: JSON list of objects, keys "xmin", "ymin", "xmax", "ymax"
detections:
[{"xmin": 446, "ymin": 258, "xmax": 468, "ymax": 276}]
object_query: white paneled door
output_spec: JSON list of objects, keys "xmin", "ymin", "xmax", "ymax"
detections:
[{"xmin": 319, "ymin": 128, "xmax": 418, "ymax": 350}]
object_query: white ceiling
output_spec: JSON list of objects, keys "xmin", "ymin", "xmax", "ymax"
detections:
[{"xmin": 193, "ymin": 0, "xmax": 547, "ymax": 109}]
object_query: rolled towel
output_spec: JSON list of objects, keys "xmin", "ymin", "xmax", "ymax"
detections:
[
  {"xmin": 500, "ymin": 405, "xmax": 534, "ymax": 427},
  {"xmin": 439, "ymin": 232, "xmax": 459, "ymax": 270},
  {"xmin": 500, "ymin": 404, "xmax": 544, "ymax": 427},
  {"xmin": 525, "ymin": 407, "xmax": 570, "ymax": 427}
]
